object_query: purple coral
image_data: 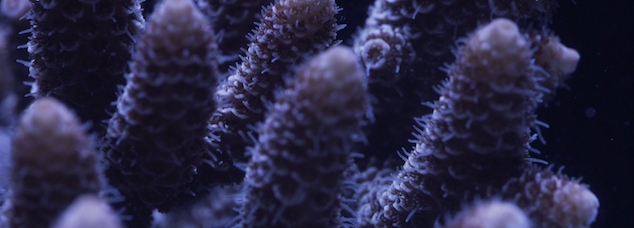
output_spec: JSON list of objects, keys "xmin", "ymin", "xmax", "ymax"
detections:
[
  {"xmin": 26, "ymin": 0, "xmax": 143, "ymax": 134},
  {"xmin": 195, "ymin": 0, "xmax": 274, "ymax": 76},
  {"xmin": 208, "ymin": 0, "xmax": 342, "ymax": 182},
  {"xmin": 1, "ymin": 98, "xmax": 101, "ymax": 228},
  {"xmin": 373, "ymin": 18, "xmax": 542, "ymax": 227},
  {"xmin": 353, "ymin": 0, "xmax": 560, "ymax": 168},
  {"xmin": 501, "ymin": 166, "xmax": 599, "ymax": 227},
  {"xmin": 240, "ymin": 46, "xmax": 368, "ymax": 227},
  {"xmin": 0, "ymin": 0, "xmax": 607, "ymax": 227},
  {"xmin": 100, "ymin": 0, "xmax": 220, "ymax": 224}
]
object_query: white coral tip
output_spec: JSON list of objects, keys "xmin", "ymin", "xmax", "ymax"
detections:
[
  {"xmin": 474, "ymin": 18, "xmax": 523, "ymax": 53},
  {"xmin": 556, "ymin": 44, "xmax": 580, "ymax": 75}
]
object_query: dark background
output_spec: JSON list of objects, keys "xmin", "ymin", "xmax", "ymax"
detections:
[{"xmin": 334, "ymin": 0, "xmax": 633, "ymax": 227}]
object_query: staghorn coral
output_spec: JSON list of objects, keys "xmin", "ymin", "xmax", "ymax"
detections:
[
  {"xmin": 369, "ymin": 18, "xmax": 539, "ymax": 228},
  {"xmin": 99, "ymin": 0, "xmax": 221, "ymax": 225},
  {"xmin": 0, "ymin": 98, "xmax": 101, "ymax": 228},
  {"xmin": 500, "ymin": 166, "xmax": 599, "ymax": 228},
  {"xmin": 240, "ymin": 46, "xmax": 368, "ymax": 227},
  {"xmin": 353, "ymin": 0, "xmax": 560, "ymax": 169},
  {"xmin": 194, "ymin": 0, "xmax": 274, "ymax": 76},
  {"xmin": 208, "ymin": 0, "xmax": 342, "ymax": 184},
  {"xmin": 0, "ymin": 0, "xmax": 602, "ymax": 228},
  {"xmin": 26, "ymin": 0, "xmax": 144, "ymax": 134}
]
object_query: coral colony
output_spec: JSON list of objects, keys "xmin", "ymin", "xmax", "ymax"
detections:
[{"xmin": 0, "ymin": 0, "xmax": 600, "ymax": 227}]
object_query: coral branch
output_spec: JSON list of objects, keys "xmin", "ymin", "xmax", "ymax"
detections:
[
  {"xmin": 240, "ymin": 46, "xmax": 368, "ymax": 227},
  {"xmin": 26, "ymin": 0, "xmax": 144, "ymax": 134},
  {"xmin": 100, "ymin": 0, "xmax": 220, "ymax": 225},
  {"xmin": 527, "ymin": 31, "xmax": 580, "ymax": 102},
  {"xmin": 0, "ymin": 1, "xmax": 601, "ymax": 227},
  {"xmin": 501, "ymin": 166, "xmax": 599, "ymax": 227},
  {"xmin": 195, "ymin": 0, "xmax": 273, "ymax": 76},
  {"xmin": 354, "ymin": 0, "xmax": 559, "ymax": 167},
  {"xmin": 373, "ymin": 19, "xmax": 539, "ymax": 227},
  {"xmin": 208, "ymin": 0, "xmax": 341, "ymax": 183},
  {"xmin": 1, "ymin": 98, "xmax": 101, "ymax": 228}
]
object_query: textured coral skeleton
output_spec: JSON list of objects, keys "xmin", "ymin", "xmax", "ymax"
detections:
[{"xmin": 0, "ymin": 0, "xmax": 600, "ymax": 227}]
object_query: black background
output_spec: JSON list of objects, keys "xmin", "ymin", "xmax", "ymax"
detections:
[{"xmin": 334, "ymin": 0, "xmax": 633, "ymax": 227}]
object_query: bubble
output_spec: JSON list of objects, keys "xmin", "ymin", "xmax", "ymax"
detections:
[{"xmin": 585, "ymin": 107, "xmax": 596, "ymax": 118}]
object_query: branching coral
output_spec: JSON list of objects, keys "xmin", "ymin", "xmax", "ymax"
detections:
[
  {"xmin": 0, "ymin": 0, "xmax": 599, "ymax": 228},
  {"xmin": 1, "ymin": 98, "xmax": 101, "ymax": 228},
  {"xmin": 240, "ymin": 46, "xmax": 368, "ymax": 227},
  {"xmin": 25, "ymin": 0, "xmax": 144, "ymax": 134},
  {"xmin": 99, "ymin": 0, "xmax": 220, "ymax": 225}
]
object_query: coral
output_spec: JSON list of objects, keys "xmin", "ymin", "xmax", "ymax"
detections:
[
  {"xmin": 1, "ymin": 98, "xmax": 101, "ymax": 228},
  {"xmin": 152, "ymin": 185, "xmax": 242, "ymax": 228},
  {"xmin": 0, "ymin": 0, "xmax": 600, "ymax": 228},
  {"xmin": 240, "ymin": 46, "xmax": 368, "ymax": 227},
  {"xmin": 526, "ymin": 31, "xmax": 580, "ymax": 102},
  {"xmin": 501, "ymin": 166, "xmax": 599, "ymax": 228},
  {"xmin": 208, "ymin": 0, "xmax": 342, "ymax": 183},
  {"xmin": 51, "ymin": 194, "xmax": 122, "ymax": 228},
  {"xmin": 371, "ymin": 18, "xmax": 538, "ymax": 228},
  {"xmin": 99, "ymin": 0, "xmax": 220, "ymax": 225},
  {"xmin": 195, "ymin": 0, "xmax": 274, "ymax": 76},
  {"xmin": 355, "ymin": 166, "xmax": 393, "ymax": 227},
  {"xmin": 440, "ymin": 200, "xmax": 530, "ymax": 228},
  {"xmin": 354, "ymin": 0, "xmax": 560, "ymax": 169},
  {"xmin": 26, "ymin": 0, "xmax": 143, "ymax": 134}
]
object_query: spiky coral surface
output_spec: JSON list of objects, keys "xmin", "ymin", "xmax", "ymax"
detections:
[
  {"xmin": 26, "ymin": 0, "xmax": 143, "ymax": 134},
  {"xmin": 241, "ymin": 46, "xmax": 368, "ymax": 227},
  {"xmin": 0, "ymin": 0, "xmax": 602, "ymax": 228},
  {"xmin": 99, "ymin": 0, "xmax": 221, "ymax": 225},
  {"xmin": 208, "ymin": 0, "xmax": 341, "ymax": 184},
  {"xmin": 371, "ymin": 18, "xmax": 538, "ymax": 227}
]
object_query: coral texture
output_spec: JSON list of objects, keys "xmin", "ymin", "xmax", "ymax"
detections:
[
  {"xmin": 26, "ymin": 0, "xmax": 143, "ymax": 134},
  {"xmin": 501, "ymin": 166, "xmax": 600, "ymax": 228},
  {"xmin": 195, "ymin": 0, "xmax": 274, "ymax": 75},
  {"xmin": 372, "ymin": 18, "xmax": 543, "ymax": 227},
  {"xmin": 99, "ymin": 0, "xmax": 220, "ymax": 225},
  {"xmin": 208, "ymin": 0, "xmax": 341, "ymax": 183},
  {"xmin": 1, "ymin": 98, "xmax": 101, "ymax": 228},
  {"xmin": 354, "ymin": 0, "xmax": 559, "ymax": 169},
  {"xmin": 241, "ymin": 46, "xmax": 368, "ymax": 227},
  {"xmin": 0, "ymin": 0, "xmax": 600, "ymax": 228}
]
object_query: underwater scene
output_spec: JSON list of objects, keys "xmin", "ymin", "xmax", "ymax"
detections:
[{"xmin": 0, "ymin": 0, "xmax": 631, "ymax": 227}]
